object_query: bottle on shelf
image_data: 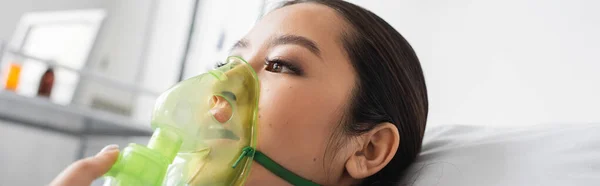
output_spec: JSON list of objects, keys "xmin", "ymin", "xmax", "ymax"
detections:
[
  {"xmin": 3, "ymin": 62, "xmax": 22, "ymax": 91},
  {"xmin": 37, "ymin": 67, "xmax": 54, "ymax": 97}
]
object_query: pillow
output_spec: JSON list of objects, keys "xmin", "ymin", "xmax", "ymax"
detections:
[{"xmin": 398, "ymin": 124, "xmax": 600, "ymax": 186}]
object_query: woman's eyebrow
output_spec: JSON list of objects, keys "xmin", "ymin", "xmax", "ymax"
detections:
[
  {"xmin": 229, "ymin": 35, "xmax": 322, "ymax": 58},
  {"xmin": 270, "ymin": 34, "xmax": 321, "ymax": 58},
  {"xmin": 230, "ymin": 39, "xmax": 249, "ymax": 52}
]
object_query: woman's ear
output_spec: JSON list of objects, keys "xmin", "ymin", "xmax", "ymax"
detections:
[{"xmin": 344, "ymin": 122, "xmax": 400, "ymax": 179}]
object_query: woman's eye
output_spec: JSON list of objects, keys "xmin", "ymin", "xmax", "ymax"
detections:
[
  {"xmin": 265, "ymin": 59, "xmax": 300, "ymax": 75},
  {"xmin": 265, "ymin": 60, "xmax": 284, "ymax": 72}
]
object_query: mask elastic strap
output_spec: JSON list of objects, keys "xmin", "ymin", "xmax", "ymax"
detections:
[{"xmin": 232, "ymin": 147, "xmax": 321, "ymax": 186}]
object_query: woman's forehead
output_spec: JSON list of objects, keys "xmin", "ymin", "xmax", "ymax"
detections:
[{"xmin": 246, "ymin": 3, "xmax": 347, "ymax": 53}]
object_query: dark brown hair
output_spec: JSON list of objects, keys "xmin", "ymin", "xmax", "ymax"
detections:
[{"xmin": 279, "ymin": 1, "xmax": 429, "ymax": 185}]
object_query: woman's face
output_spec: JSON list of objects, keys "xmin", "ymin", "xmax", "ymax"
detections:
[{"xmin": 228, "ymin": 3, "xmax": 356, "ymax": 185}]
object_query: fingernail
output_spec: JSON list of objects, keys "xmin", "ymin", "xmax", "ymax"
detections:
[{"xmin": 99, "ymin": 144, "xmax": 119, "ymax": 154}]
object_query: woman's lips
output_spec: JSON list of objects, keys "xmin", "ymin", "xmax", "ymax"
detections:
[{"xmin": 204, "ymin": 128, "xmax": 240, "ymax": 140}]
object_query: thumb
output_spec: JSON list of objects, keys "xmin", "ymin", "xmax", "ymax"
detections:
[{"xmin": 50, "ymin": 145, "xmax": 120, "ymax": 186}]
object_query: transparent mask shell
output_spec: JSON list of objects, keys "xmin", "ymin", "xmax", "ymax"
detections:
[{"xmin": 152, "ymin": 56, "xmax": 259, "ymax": 186}]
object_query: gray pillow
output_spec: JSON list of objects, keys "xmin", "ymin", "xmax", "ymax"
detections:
[{"xmin": 398, "ymin": 124, "xmax": 600, "ymax": 186}]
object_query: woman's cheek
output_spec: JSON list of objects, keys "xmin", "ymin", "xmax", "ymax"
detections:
[
  {"xmin": 256, "ymin": 77, "xmax": 299, "ymax": 131},
  {"xmin": 255, "ymin": 75, "xmax": 322, "ymax": 149}
]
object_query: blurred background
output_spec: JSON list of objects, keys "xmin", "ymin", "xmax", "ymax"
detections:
[{"xmin": 0, "ymin": 0, "xmax": 598, "ymax": 185}]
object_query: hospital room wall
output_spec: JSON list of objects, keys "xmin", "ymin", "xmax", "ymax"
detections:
[
  {"xmin": 0, "ymin": 1, "xmax": 108, "ymax": 185},
  {"xmin": 0, "ymin": 0, "xmax": 188, "ymax": 185},
  {"xmin": 0, "ymin": 0, "xmax": 156, "ymax": 118},
  {"xmin": 0, "ymin": 0, "xmax": 107, "ymax": 42},
  {"xmin": 0, "ymin": 0, "xmax": 189, "ymax": 123},
  {"xmin": 76, "ymin": 0, "xmax": 193, "ymax": 124},
  {"xmin": 348, "ymin": 0, "xmax": 600, "ymax": 127}
]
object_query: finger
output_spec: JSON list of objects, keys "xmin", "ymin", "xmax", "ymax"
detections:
[{"xmin": 49, "ymin": 145, "xmax": 120, "ymax": 186}]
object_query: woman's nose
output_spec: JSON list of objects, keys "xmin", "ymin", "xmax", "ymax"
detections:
[{"xmin": 233, "ymin": 54, "xmax": 263, "ymax": 75}]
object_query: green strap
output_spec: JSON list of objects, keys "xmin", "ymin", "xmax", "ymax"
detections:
[
  {"xmin": 254, "ymin": 150, "xmax": 321, "ymax": 186},
  {"xmin": 232, "ymin": 147, "xmax": 321, "ymax": 186}
]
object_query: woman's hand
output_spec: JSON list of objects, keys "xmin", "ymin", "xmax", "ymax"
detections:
[{"xmin": 49, "ymin": 145, "xmax": 120, "ymax": 186}]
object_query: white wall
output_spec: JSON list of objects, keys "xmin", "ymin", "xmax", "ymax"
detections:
[
  {"xmin": 75, "ymin": 0, "xmax": 193, "ymax": 124},
  {"xmin": 74, "ymin": 0, "xmax": 154, "ymax": 111},
  {"xmin": 132, "ymin": 0, "xmax": 194, "ymax": 123},
  {"xmin": 0, "ymin": 0, "xmax": 159, "ymax": 115},
  {"xmin": 0, "ymin": 0, "xmax": 107, "ymax": 42},
  {"xmin": 0, "ymin": 1, "xmax": 107, "ymax": 185},
  {"xmin": 0, "ymin": 120, "xmax": 79, "ymax": 186},
  {"xmin": 346, "ymin": 0, "xmax": 600, "ymax": 127},
  {"xmin": 184, "ymin": 0, "xmax": 264, "ymax": 79},
  {"xmin": 0, "ymin": 1, "xmax": 178, "ymax": 185}
]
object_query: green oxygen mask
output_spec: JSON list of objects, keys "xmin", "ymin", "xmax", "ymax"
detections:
[
  {"xmin": 103, "ymin": 56, "xmax": 259, "ymax": 186},
  {"xmin": 103, "ymin": 56, "xmax": 321, "ymax": 186}
]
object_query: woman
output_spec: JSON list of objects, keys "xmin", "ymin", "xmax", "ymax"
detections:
[{"xmin": 51, "ymin": 0, "xmax": 428, "ymax": 185}]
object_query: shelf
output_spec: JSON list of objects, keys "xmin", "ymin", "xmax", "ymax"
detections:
[
  {"xmin": 0, "ymin": 90, "xmax": 153, "ymax": 137},
  {"xmin": 3, "ymin": 50, "xmax": 162, "ymax": 97}
]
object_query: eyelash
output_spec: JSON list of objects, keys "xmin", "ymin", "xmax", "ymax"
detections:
[
  {"xmin": 214, "ymin": 58, "xmax": 303, "ymax": 76},
  {"xmin": 214, "ymin": 61, "xmax": 228, "ymax": 69},
  {"xmin": 264, "ymin": 58, "xmax": 303, "ymax": 75}
]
